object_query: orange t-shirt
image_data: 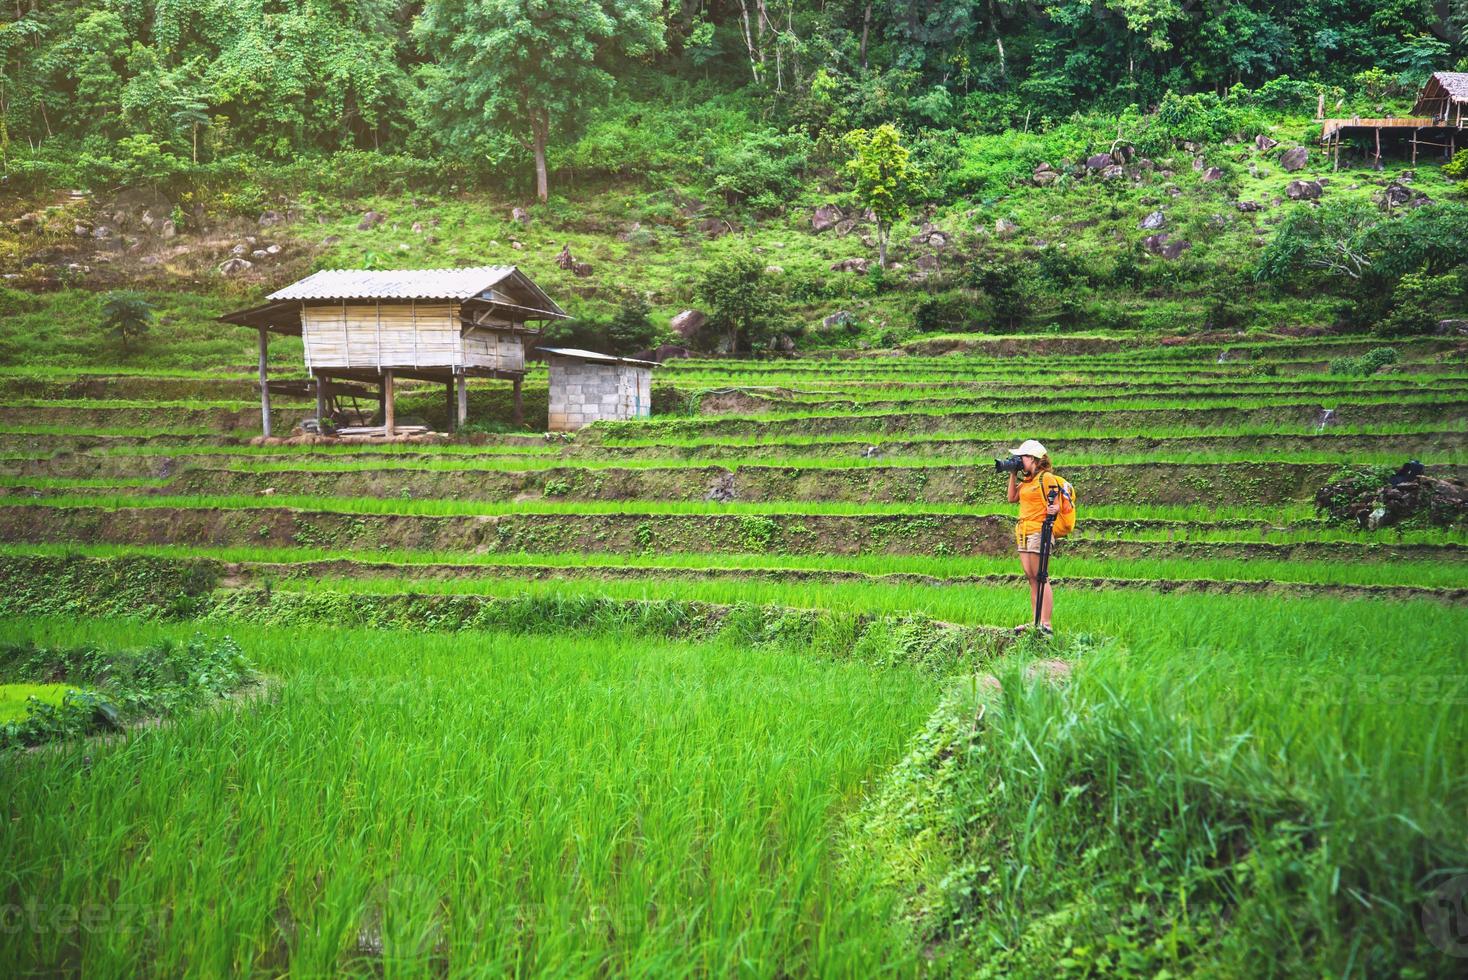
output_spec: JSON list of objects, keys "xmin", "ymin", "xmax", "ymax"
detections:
[{"xmin": 1016, "ymin": 471, "xmax": 1071, "ymax": 535}]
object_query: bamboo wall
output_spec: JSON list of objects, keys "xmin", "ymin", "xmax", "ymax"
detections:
[
  {"xmin": 463, "ymin": 325, "xmax": 525, "ymax": 372},
  {"xmin": 299, "ymin": 301, "xmax": 525, "ymax": 373}
]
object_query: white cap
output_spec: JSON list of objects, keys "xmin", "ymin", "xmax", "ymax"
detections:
[{"xmin": 1009, "ymin": 439, "xmax": 1048, "ymax": 458}]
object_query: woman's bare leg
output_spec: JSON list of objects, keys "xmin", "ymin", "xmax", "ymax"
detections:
[{"xmin": 1019, "ymin": 551, "xmax": 1040, "ymax": 623}]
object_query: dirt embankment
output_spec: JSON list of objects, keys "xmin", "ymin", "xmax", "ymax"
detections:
[
  {"xmin": 0, "ymin": 404, "xmax": 308, "ymax": 433},
  {"xmin": 574, "ymin": 430, "xmax": 1468, "ymax": 462},
  {"xmin": 152, "ymin": 460, "xmax": 1462, "ymax": 507},
  {"xmin": 603, "ymin": 400, "xmax": 1468, "ymax": 442},
  {"xmin": 0, "ymin": 503, "xmax": 1461, "ymax": 563}
]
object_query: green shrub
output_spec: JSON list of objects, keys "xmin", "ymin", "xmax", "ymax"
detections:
[
  {"xmin": 1445, "ymin": 149, "xmax": 1468, "ymax": 181},
  {"xmin": 607, "ymin": 291, "xmax": 661, "ymax": 355},
  {"xmin": 912, "ymin": 293, "xmax": 977, "ymax": 333},
  {"xmin": 0, "ymin": 635, "xmax": 255, "ymax": 749},
  {"xmin": 1378, "ymin": 270, "xmax": 1464, "ymax": 337},
  {"xmin": 1329, "ymin": 346, "xmax": 1398, "ymax": 375}
]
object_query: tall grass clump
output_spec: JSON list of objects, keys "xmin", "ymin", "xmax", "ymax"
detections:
[{"xmin": 856, "ymin": 617, "xmax": 1468, "ymax": 976}]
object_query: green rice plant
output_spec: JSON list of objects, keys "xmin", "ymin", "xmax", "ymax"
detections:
[
  {"xmin": 4, "ymin": 541, "xmax": 1464, "ymax": 588},
  {"xmin": 0, "ymin": 491, "xmax": 1322, "ymax": 523},
  {"xmin": 0, "ymin": 616, "xmax": 938, "ymax": 976}
]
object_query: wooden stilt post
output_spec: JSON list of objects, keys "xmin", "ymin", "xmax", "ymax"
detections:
[
  {"xmin": 1374, "ymin": 126, "xmax": 1381, "ymax": 170},
  {"xmin": 383, "ymin": 369, "xmax": 395, "ymax": 437},
  {"xmin": 1412, "ymin": 128, "xmax": 1418, "ymax": 165},
  {"xmin": 257, "ymin": 326, "xmax": 272, "ymax": 438},
  {"xmin": 444, "ymin": 377, "xmax": 456, "ymax": 433},
  {"xmin": 315, "ymin": 374, "xmax": 327, "ymax": 422},
  {"xmin": 456, "ymin": 371, "xmax": 468, "ymax": 429},
  {"xmin": 512, "ymin": 376, "xmax": 524, "ymax": 427}
]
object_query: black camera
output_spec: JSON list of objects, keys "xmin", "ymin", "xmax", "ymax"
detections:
[{"xmin": 995, "ymin": 455, "xmax": 1025, "ymax": 474}]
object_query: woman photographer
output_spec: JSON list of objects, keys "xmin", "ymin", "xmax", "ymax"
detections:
[{"xmin": 1005, "ymin": 439, "xmax": 1071, "ymax": 635}]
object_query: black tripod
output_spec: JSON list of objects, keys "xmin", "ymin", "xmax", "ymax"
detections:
[{"xmin": 1032, "ymin": 486, "xmax": 1061, "ymax": 630}]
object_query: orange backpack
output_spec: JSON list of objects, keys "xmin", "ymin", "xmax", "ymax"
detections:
[{"xmin": 1037, "ymin": 472, "xmax": 1077, "ymax": 538}]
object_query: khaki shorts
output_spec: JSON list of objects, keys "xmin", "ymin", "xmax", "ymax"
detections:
[{"xmin": 1016, "ymin": 526, "xmax": 1055, "ymax": 554}]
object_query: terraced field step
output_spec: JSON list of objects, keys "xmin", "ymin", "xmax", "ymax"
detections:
[
  {"xmin": 0, "ymin": 402, "xmax": 309, "ymax": 432},
  {"xmin": 199, "ymin": 556, "xmax": 1462, "ymax": 604},
  {"xmin": 576, "ymin": 428, "xmax": 1468, "ymax": 460},
  {"xmin": 662, "ymin": 334, "xmax": 1461, "ymax": 365},
  {"xmin": 0, "ymin": 554, "xmax": 1012, "ymax": 667},
  {"xmin": 2, "ymin": 502, "xmax": 1459, "ymax": 562},
  {"xmin": 694, "ymin": 382, "xmax": 1468, "ymax": 415},
  {"xmin": 11, "ymin": 541, "xmax": 1458, "ymax": 592},
  {"xmin": 12, "ymin": 460, "xmax": 1459, "ymax": 508},
  {"xmin": 599, "ymin": 399, "xmax": 1466, "ymax": 440},
  {"xmin": 3, "ymin": 424, "xmax": 1462, "ymax": 468}
]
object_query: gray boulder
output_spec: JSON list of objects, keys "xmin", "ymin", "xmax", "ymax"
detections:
[
  {"xmin": 1139, "ymin": 210, "xmax": 1166, "ymax": 230},
  {"xmin": 830, "ymin": 257, "xmax": 870, "ymax": 273},
  {"xmin": 670, "ymin": 309, "xmax": 707, "ymax": 340},
  {"xmin": 994, "ymin": 217, "xmax": 1019, "ymax": 237},
  {"xmin": 357, "ymin": 211, "xmax": 385, "ymax": 230},
  {"xmin": 1143, "ymin": 233, "xmax": 1191, "ymax": 260},
  {"xmin": 1085, "ymin": 153, "xmax": 1114, "ymax": 170},
  {"xmin": 1254, "ymin": 134, "xmax": 1279, "ymax": 151},
  {"xmin": 811, "ymin": 203, "xmax": 843, "ymax": 232},
  {"xmin": 1286, "ymin": 179, "xmax": 1323, "ymax": 201},
  {"xmin": 1280, "ymin": 146, "xmax": 1308, "ymax": 171},
  {"xmin": 1200, "ymin": 167, "xmax": 1224, "ymax": 182},
  {"xmin": 218, "ymin": 257, "xmax": 253, "ymax": 276}
]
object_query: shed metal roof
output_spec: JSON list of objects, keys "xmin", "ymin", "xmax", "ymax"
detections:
[
  {"xmin": 538, "ymin": 347, "xmax": 657, "ymax": 368},
  {"xmin": 268, "ymin": 266, "xmax": 517, "ymax": 302}
]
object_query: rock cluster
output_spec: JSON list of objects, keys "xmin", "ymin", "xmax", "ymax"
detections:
[{"xmin": 1316, "ymin": 462, "xmax": 1467, "ymax": 529}]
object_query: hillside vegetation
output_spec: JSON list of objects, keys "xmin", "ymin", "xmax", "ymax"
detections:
[{"xmin": 0, "ymin": 2, "xmax": 1465, "ymax": 368}]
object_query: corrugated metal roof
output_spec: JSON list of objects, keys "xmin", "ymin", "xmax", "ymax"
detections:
[
  {"xmin": 267, "ymin": 266, "xmax": 517, "ymax": 302},
  {"xmin": 538, "ymin": 347, "xmax": 657, "ymax": 368}
]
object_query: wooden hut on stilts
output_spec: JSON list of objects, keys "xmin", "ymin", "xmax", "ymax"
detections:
[
  {"xmin": 221, "ymin": 266, "xmax": 567, "ymax": 437},
  {"xmin": 1320, "ymin": 72, "xmax": 1467, "ymax": 170}
]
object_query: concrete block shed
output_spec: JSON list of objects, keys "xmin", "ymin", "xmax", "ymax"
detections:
[{"xmin": 539, "ymin": 348, "xmax": 655, "ymax": 432}]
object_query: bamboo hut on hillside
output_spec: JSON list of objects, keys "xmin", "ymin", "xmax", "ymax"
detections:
[
  {"xmin": 222, "ymin": 266, "xmax": 567, "ymax": 436},
  {"xmin": 1320, "ymin": 71, "xmax": 1467, "ymax": 168}
]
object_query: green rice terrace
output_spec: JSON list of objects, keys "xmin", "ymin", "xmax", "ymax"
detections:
[
  {"xmin": 3, "ymin": 5, "xmax": 1468, "ymax": 970},
  {"xmin": 1, "ymin": 330, "xmax": 1465, "ymax": 976}
]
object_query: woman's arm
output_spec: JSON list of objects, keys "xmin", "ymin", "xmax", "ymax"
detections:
[{"xmin": 1006, "ymin": 471, "xmax": 1019, "ymax": 503}]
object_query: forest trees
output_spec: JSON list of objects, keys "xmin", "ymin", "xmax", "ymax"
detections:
[{"xmin": 414, "ymin": 0, "xmax": 665, "ymax": 202}]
